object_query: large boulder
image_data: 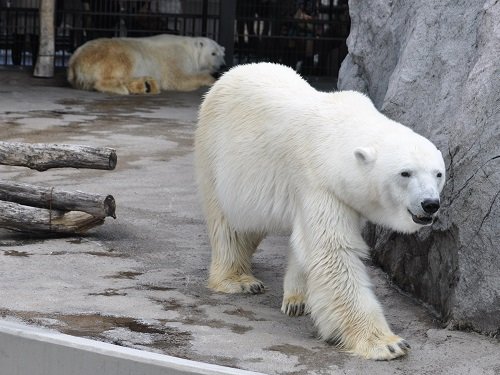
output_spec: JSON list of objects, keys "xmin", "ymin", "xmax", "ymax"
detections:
[{"xmin": 338, "ymin": 0, "xmax": 499, "ymax": 335}]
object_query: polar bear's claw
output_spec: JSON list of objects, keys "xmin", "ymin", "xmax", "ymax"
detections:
[
  {"xmin": 281, "ymin": 294, "xmax": 306, "ymax": 317},
  {"xmin": 399, "ymin": 340, "xmax": 411, "ymax": 350},
  {"xmin": 248, "ymin": 281, "xmax": 265, "ymax": 294},
  {"xmin": 358, "ymin": 335, "xmax": 410, "ymax": 360}
]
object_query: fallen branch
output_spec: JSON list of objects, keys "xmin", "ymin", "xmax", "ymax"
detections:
[
  {"xmin": 0, "ymin": 201, "xmax": 105, "ymax": 234},
  {"xmin": 0, "ymin": 181, "xmax": 116, "ymax": 219},
  {"xmin": 0, "ymin": 142, "xmax": 117, "ymax": 171}
]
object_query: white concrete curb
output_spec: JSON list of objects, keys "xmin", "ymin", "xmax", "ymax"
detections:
[{"xmin": 0, "ymin": 320, "xmax": 266, "ymax": 375}]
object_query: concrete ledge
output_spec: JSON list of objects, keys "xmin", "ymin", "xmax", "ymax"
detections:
[{"xmin": 0, "ymin": 320, "xmax": 264, "ymax": 375}]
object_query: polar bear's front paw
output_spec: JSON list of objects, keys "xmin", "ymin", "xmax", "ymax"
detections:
[
  {"xmin": 353, "ymin": 334, "xmax": 410, "ymax": 360},
  {"xmin": 281, "ymin": 294, "xmax": 306, "ymax": 316},
  {"xmin": 209, "ymin": 274, "xmax": 265, "ymax": 295},
  {"xmin": 202, "ymin": 74, "xmax": 217, "ymax": 86}
]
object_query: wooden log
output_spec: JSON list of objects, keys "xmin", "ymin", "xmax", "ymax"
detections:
[
  {"xmin": 0, "ymin": 201, "xmax": 105, "ymax": 234},
  {"xmin": 0, "ymin": 181, "xmax": 116, "ymax": 219},
  {"xmin": 0, "ymin": 142, "xmax": 117, "ymax": 171},
  {"xmin": 34, "ymin": 0, "xmax": 55, "ymax": 77}
]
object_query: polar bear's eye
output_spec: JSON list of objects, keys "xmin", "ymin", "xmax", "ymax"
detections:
[
  {"xmin": 211, "ymin": 52, "xmax": 216, "ymax": 56},
  {"xmin": 437, "ymin": 172, "xmax": 443, "ymax": 178},
  {"xmin": 400, "ymin": 171, "xmax": 411, "ymax": 178}
]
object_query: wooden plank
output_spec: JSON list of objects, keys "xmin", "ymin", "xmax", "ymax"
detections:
[
  {"xmin": 0, "ymin": 142, "xmax": 117, "ymax": 171},
  {"xmin": 0, "ymin": 181, "xmax": 116, "ymax": 219}
]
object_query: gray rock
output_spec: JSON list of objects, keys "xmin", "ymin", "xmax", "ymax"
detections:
[{"xmin": 339, "ymin": 0, "xmax": 500, "ymax": 335}]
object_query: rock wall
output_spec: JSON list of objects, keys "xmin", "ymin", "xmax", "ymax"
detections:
[{"xmin": 338, "ymin": 0, "xmax": 499, "ymax": 334}]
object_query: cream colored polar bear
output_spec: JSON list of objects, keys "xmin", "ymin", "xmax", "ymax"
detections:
[
  {"xmin": 195, "ymin": 63, "xmax": 446, "ymax": 360},
  {"xmin": 67, "ymin": 34, "xmax": 225, "ymax": 95}
]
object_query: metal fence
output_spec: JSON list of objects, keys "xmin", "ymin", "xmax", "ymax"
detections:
[
  {"xmin": 0, "ymin": 0, "xmax": 349, "ymax": 78},
  {"xmin": 234, "ymin": 1, "xmax": 349, "ymax": 77}
]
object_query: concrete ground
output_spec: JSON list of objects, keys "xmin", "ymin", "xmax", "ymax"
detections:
[{"xmin": 0, "ymin": 68, "xmax": 498, "ymax": 375}]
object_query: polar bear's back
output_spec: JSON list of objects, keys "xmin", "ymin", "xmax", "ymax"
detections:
[
  {"xmin": 196, "ymin": 63, "xmax": 319, "ymax": 231},
  {"xmin": 217, "ymin": 62, "xmax": 312, "ymax": 92},
  {"xmin": 198, "ymin": 63, "xmax": 320, "ymax": 148},
  {"xmin": 206, "ymin": 63, "xmax": 315, "ymax": 112}
]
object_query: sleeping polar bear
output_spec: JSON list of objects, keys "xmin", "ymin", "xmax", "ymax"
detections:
[{"xmin": 67, "ymin": 34, "xmax": 225, "ymax": 95}]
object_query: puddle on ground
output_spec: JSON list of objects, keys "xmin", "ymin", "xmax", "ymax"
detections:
[
  {"xmin": 154, "ymin": 297, "xmax": 253, "ymax": 335},
  {"xmin": 67, "ymin": 238, "xmax": 83, "ymax": 244},
  {"xmin": 84, "ymin": 250, "xmax": 129, "ymax": 258},
  {"xmin": 104, "ymin": 271, "xmax": 143, "ymax": 279},
  {"xmin": 3, "ymin": 250, "xmax": 30, "ymax": 257},
  {"xmin": 88, "ymin": 288, "xmax": 128, "ymax": 297},
  {"xmin": 0, "ymin": 238, "xmax": 43, "ymax": 247},
  {"xmin": 49, "ymin": 251, "xmax": 68, "ymax": 255},
  {"xmin": 1, "ymin": 93, "xmax": 196, "ymax": 169},
  {"xmin": 139, "ymin": 284, "xmax": 176, "ymax": 292},
  {"xmin": 2, "ymin": 310, "xmax": 193, "ymax": 358}
]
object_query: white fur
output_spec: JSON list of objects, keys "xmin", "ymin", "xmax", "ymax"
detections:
[
  {"xmin": 194, "ymin": 63, "xmax": 445, "ymax": 360},
  {"xmin": 68, "ymin": 34, "xmax": 225, "ymax": 94}
]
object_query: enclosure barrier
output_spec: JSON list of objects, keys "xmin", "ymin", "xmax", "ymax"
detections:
[{"xmin": 0, "ymin": 320, "xmax": 265, "ymax": 375}]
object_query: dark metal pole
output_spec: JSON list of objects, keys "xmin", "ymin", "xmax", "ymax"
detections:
[
  {"xmin": 218, "ymin": 0, "xmax": 236, "ymax": 67},
  {"xmin": 202, "ymin": 0, "xmax": 208, "ymax": 36}
]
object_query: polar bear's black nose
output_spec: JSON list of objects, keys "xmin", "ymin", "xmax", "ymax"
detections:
[{"xmin": 421, "ymin": 199, "xmax": 440, "ymax": 214}]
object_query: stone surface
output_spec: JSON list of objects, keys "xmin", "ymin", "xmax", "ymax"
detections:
[{"xmin": 339, "ymin": 0, "xmax": 500, "ymax": 334}]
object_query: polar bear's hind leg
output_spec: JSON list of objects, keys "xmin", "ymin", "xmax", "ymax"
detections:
[
  {"xmin": 126, "ymin": 76, "xmax": 160, "ymax": 94},
  {"xmin": 206, "ymin": 208, "xmax": 265, "ymax": 294}
]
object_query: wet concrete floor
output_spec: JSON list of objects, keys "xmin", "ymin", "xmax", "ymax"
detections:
[{"xmin": 0, "ymin": 68, "xmax": 499, "ymax": 374}]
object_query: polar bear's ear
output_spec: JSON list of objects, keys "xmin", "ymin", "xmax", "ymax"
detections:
[{"xmin": 354, "ymin": 147, "xmax": 376, "ymax": 164}]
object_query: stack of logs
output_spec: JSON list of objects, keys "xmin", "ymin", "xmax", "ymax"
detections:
[{"xmin": 0, "ymin": 141, "xmax": 117, "ymax": 234}]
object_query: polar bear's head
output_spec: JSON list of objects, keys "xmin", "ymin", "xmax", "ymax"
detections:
[
  {"xmin": 196, "ymin": 38, "xmax": 225, "ymax": 73},
  {"xmin": 354, "ymin": 130, "xmax": 446, "ymax": 234}
]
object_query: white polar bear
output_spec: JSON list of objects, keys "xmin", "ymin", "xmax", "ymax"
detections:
[
  {"xmin": 67, "ymin": 34, "xmax": 225, "ymax": 95},
  {"xmin": 194, "ymin": 63, "xmax": 445, "ymax": 360}
]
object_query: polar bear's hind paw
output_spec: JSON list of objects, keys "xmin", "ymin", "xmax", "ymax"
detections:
[
  {"xmin": 127, "ymin": 77, "xmax": 160, "ymax": 94},
  {"xmin": 209, "ymin": 274, "xmax": 265, "ymax": 295}
]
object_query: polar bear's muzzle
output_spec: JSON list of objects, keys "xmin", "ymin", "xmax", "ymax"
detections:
[
  {"xmin": 408, "ymin": 210, "xmax": 433, "ymax": 225},
  {"xmin": 408, "ymin": 198, "xmax": 441, "ymax": 225}
]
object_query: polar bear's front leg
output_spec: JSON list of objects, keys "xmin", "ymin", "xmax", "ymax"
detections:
[
  {"xmin": 281, "ymin": 231, "xmax": 308, "ymax": 317},
  {"xmin": 164, "ymin": 66, "xmax": 216, "ymax": 92},
  {"xmin": 300, "ymin": 193, "xmax": 410, "ymax": 360}
]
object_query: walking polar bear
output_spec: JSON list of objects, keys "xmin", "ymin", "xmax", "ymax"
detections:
[
  {"xmin": 195, "ymin": 63, "xmax": 446, "ymax": 360},
  {"xmin": 67, "ymin": 34, "xmax": 225, "ymax": 95}
]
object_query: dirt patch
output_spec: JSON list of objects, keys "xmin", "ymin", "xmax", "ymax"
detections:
[{"xmin": 223, "ymin": 307, "xmax": 267, "ymax": 322}]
